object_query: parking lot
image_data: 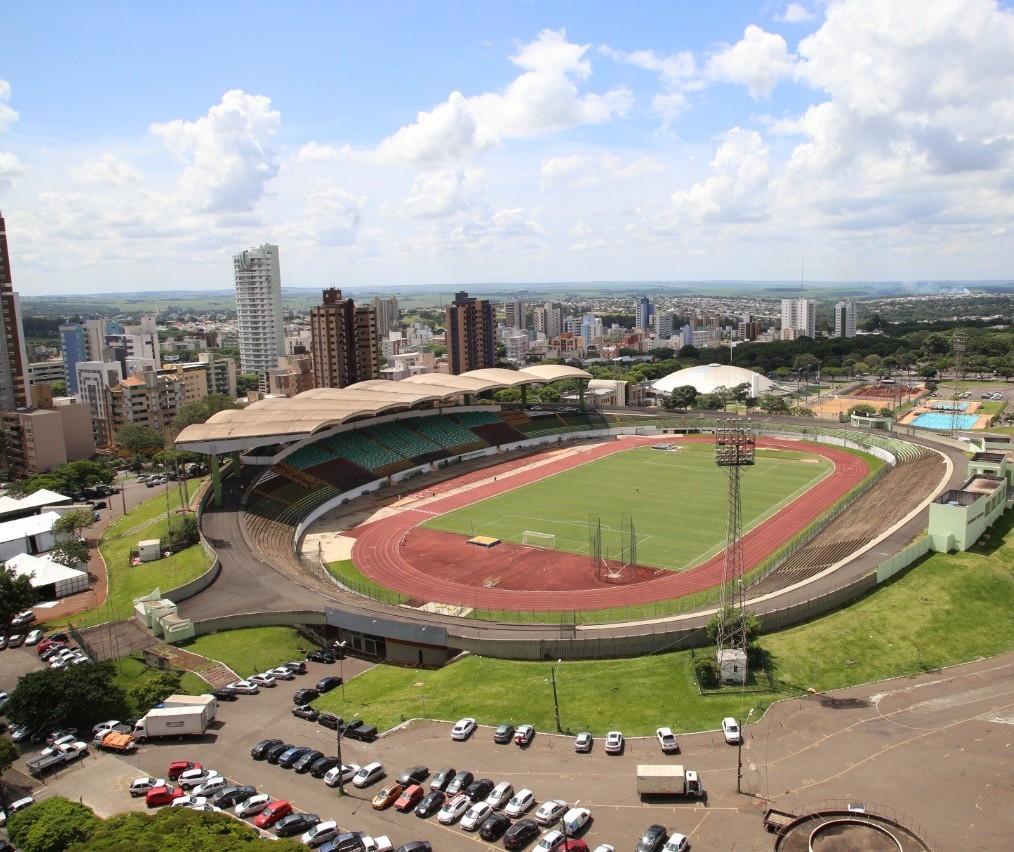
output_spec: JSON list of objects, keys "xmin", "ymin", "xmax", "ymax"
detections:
[{"xmin": 4, "ymin": 645, "xmax": 1014, "ymax": 850}]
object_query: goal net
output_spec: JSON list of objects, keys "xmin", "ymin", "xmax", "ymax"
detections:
[{"xmin": 521, "ymin": 530, "xmax": 556, "ymax": 549}]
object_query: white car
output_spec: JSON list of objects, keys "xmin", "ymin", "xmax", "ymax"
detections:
[
  {"xmin": 438, "ymin": 794, "xmax": 471, "ymax": 825},
  {"xmin": 192, "ymin": 776, "xmax": 229, "ymax": 797},
  {"xmin": 228, "ymin": 680, "xmax": 260, "ymax": 694},
  {"xmin": 8, "ymin": 797, "xmax": 34, "ymax": 815},
  {"xmin": 235, "ymin": 793, "xmax": 272, "ymax": 817},
  {"xmin": 505, "ymin": 788, "xmax": 536, "ymax": 818},
  {"xmin": 721, "ymin": 717, "xmax": 741, "ymax": 745},
  {"xmin": 130, "ymin": 777, "xmax": 167, "ymax": 797},
  {"xmin": 592, "ymin": 846, "xmax": 616, "ymax": 852},
  {"xmin": 574, "ymin": 732, "xmax": 593, "ymax": 753},
  {"xmin": 352, "ymin": 761, "xmax": 385, "ymax": 788},
  {"xmin": 269, "ymin": 666, "xmax": 296, "ymax": 680},
  {"xmin": 534, "ymin": 799, "xmax": 568, "ymax": 826},
  {"xmin": 302, "ymin": 820, "xmax": 340, "ymax": 847},
  {"xmin": 662, "ymin": 834, "xmax": 690, "ymax": 852},
  {"xmin": 450, "ymin": 717, "xmax": 477, "ymax": 740},
  {"xmin": 178, "ymin": 768, "xmax": 219, "ymax": 790},
  {"xmin": 537, "ymin": 831, "xmax": 566, "ymax": 852},
  {"xmin": 486, "ymin": 781, "xmax": 514, "ymax": 810},
  {"xmin": 189, "ymin": 803, "xmax": 223, "ymax": 813},
  {"xmin": 563, "ymin": 807, "xmax": 592, "ymax": 835},
  {"xmin": 171, "ymin": 795, "xmax": 208, "ymax": 808},
  {"xmin": 24, "ymin": 629, "xmax": 44, "ymax": 646},
  {"xmin": 40, "ymin": 734, "xmax": 78, "ymax": 756},
  {"xmin": 461, "ymin": 801, "xmax": 493, "ymax": 831},
  {"xmin": 324, "ymin": 763, "xmax": 360, "ymax": 788},
  {"xmin": 656, "ymin": 727, "xmax": 679, "ymax": 753},
  {"xmin": 604, "ymin": 731, "xmax": 624, "ymax": 753},
  {"xmin": 92, "ymin": 720, "xmax": 121, "ymax": 735},
  {"xmin": 249, "ymin": 673, "xmax": 277, "ymax": 688}
]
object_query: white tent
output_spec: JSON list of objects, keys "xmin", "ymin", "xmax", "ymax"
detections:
[
  {"xmin": 0, "ymin": 488, "xmax": 72, "ymax": 520},
  {"xmin": 0, "ymin": 511, "xmax": 67, "ymax": 561},
  {"xmin": 651, "ymin": 363, "xmax": 776, "ymax": 396},
  {"xmin": 6, "ymin": 552, "xmax": 89, "ymax": 598}
]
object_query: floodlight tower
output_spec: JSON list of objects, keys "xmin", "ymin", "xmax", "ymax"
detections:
[
  {"xmin": 951, "ymin": 330, "xmax": 966, "ymax": 436},
  {"xmin": 714, "ymin": 420, "xmax": 756, "ymax": 683}
]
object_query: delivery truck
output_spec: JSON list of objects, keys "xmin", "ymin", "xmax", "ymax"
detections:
[
  {"xmin": 158, "ymin": 694, "xmax": 218, "ymax": 720},
  {"xmin": 93, "ymin": 730, "xmax": 138, "ymax": 752},
  {"xmin": 26, "ymin": 741, "xmax": 88, "ymax": 776},
  {"xmin": 636, "ymin": 765, "xmax": 702, "ymax": 798},
  {"xmin": 134, "ymin": 704, "xmax": 214, "ymax": 742}
]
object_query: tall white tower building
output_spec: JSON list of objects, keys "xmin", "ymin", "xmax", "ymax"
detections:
[
  {"xmin": 780, "ymin": 298, "xmax": 816, "ymax": 340},
  {"xmin": 233, "ymin": 243, "xmax": 284, "ymax": 375},
  {"xmin": 834, "ymin": 299, "xmax": 857, "ymax": 338}
]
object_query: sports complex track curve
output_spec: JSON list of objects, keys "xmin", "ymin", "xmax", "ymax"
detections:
[{"xmin": 351, "ymin": 436, "xmax": 869, "ymax": 611}]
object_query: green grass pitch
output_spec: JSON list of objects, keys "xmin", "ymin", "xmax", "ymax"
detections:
[{"xmin": 422, "ymin": 444, "xmax": 833, "ymax": 571}]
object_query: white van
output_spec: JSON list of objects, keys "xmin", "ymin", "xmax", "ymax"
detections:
[{"xmin": 486, "ymin": 780, "xmax": 514, "ymax": 810}]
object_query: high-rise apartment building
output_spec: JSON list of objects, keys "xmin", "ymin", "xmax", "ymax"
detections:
[
  {"xmin": 834, "ymin": 299, "xmax": 857, "ymax": 338},
  {"xmin": 533, "ymin": 302, "xmax": 563, "ymax": 339},
  {"xmin": 635, "ymin": 296, "xmax": 653, "ymax": 332},
  {"xmin": 504, "ymin": 299, "xmax": 526, "ymax": 330},
  {"xmin": 780, "ymin": 298, "xmax": 816, "ymax": 340},
  {"xmin": 310, "ymin": 288, "xmax": 381, "ymax": 388},
  {"xmin": 0, "ymin": 212, "xmax": 31, "ymax": 410},
  {"xmin": 445, "ymin": 291, "xmax": 495, "ymax": 375},
  {"xmin": 654, "ymin": 312, "xmax": 674, "ymax": 340},
  {"xmin": 372, "ymin": 296, "xmax": 399, "ymax": 342},
  {"xmin": 233, "ymin": 243, "xmax": 284, "ymax": 375}
]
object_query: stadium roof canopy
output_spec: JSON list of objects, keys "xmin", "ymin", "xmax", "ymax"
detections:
[{"xmin": 175, "ymin": 365, "xmax": 591, "ymax": 454}]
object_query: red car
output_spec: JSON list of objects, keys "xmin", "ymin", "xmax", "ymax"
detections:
[
  {"xmin": 254, "ymin": 800, "xmax": 293, "ymax": 828},
  {"xmin": 394, "ymin": 784, "xmax": 426, "ymax": 812},
  {"xmin": 145, "ymin": 785, "xmax": 185, "ymax": 807},
  {"xmin": 167, "ymin": 761, "xmax": 202, "ymax": 780}
]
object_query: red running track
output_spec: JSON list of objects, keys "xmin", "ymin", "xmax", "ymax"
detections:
[{"xmin": 350, "ymin": 436, "xmax": 869, "ymax": 612}]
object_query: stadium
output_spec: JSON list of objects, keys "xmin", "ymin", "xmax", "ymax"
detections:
[{"xmin": 175, "ymin": 365, "xmax": 959, "ymax": 665}]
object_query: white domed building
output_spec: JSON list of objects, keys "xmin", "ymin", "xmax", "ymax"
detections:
[{"xmin": 650, "ymin": 363, "xmax": 776, "ymax": 397}]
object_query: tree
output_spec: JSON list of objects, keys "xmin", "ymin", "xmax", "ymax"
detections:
[
  {"xmin": 129, "ymin": 670, "xmax": 183, "ymax": 713},
  {"xmin": 693, "ymin": 393, "xmax": 726, "ymax": 411},
  {"xmin": 114, "ymin": 425, "xmax": 164, "ymax": 457},
  {"xmin": 236, "ymin": 373, "xmax": 259, "ymax": 394},
  {"xmin": 664, "ymin": 384, "xmax": 699, "ymax": 410},
  {"xmin": 53, "ymin": 508, "xmax": 97, "ymax": 539},
  {"xmin": 0, "ymin": 735, "xmax": 18, "ymax": 804},
  {"xmin": 758, "ymin": 395, "xmax": 792, "ymax": 415},
  {"xmin": 5, "ymin": 661, "xmax": 129, "ymax": 731},
  {"xmin": 49, "ymin": 538, "xmax": 91, "ymax": 567},
  {"xmin": 848, "ymin": 403, "xmax": 877, "ymax": 417},
  {"xmin": 0, "ymin": 566, "xmax": 39, "ymax": 633},
  {"xmin": 7, "ymin": 797, "xmax": 101, "ymax": 852},
  {"xmin": 705, "ymin": 606, "xmax": 762, "ymax": 646},
  {"xmin": 173, "ymin": 394, "xmax": 239, "ymax": 431}
]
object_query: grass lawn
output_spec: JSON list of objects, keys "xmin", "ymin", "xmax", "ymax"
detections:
[
  {"xmin": 181, "ymin": 627, "xmax": 310, "ymax": 677},
  {"xmin": 103, "ymin": 477, "xmax": 205, "ymax": 538},
  {"xmin": 326, "ymin": 559, "xmax": 409, "ymax": 605},
  {"xmin": 423, "ymin": 444, "xmax": 832, "ymax": 571},
  {"xmin": 112, "ymin": 656, "xmax": 210, "ymax": 714}
]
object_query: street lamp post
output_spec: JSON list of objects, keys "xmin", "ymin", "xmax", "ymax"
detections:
[
  {"xmin": 337, "ymin": 641, "xmax": 347, "ymax": 701},
  {"xmin": 736, "ymin": 708, "xmax": 755, "ymax": 794},
  {"xmin": 335, "ymin": 711, "xmax": 360, "ymax": 797},
  {"xmin": 551, "ymin": 659, "xmax": 562, "ymax": 733}
]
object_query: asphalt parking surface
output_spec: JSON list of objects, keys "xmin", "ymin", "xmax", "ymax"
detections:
[{"xmin": 4, "ymin": 645, "xmax": 1014, "ymax": 850}]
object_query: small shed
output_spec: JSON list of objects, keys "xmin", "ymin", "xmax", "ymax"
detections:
[
  {"xmin": 137, "ymin": 539, "xmax": 162, "ymax": 562},
  {"xmin": 133, "ymin": 590, "xmax": 177, "ymax": 628},
  {"xmin": 717, "ymin": 648, "xmax": 748, "ymax": 685}
]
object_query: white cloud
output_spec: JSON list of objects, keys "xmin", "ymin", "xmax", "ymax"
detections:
[
  {"xmin": 394, "ymin": 167, "xmax": 488, "ymax": 219},
  {"xmin": 0, "ymin": 78, "xmax": 23, "ymax": 194},
  {"xmin": 150, "ymin": 89, "xmax": 281, "ymax": 212},
  {"xmin": 0, "ymin": 79, "xmax": 18, "ymax": 133},
  {"xmin": 69, "ymin": 152, "xmax": 142, "ymax": 186},
  {"xmin": 540, "ymin": 153, "xmax": 663, "ymax": 188},
  {"xmin": 707, "ymin": 25, "xmax": 794, "ymax": 99},
  {"xmin": 376, "ymin": 29, "xmax": 631, "ymax": 165},
  {"xmin": 602, "ymin": 47, "xmax": 696, "ymax": 89},
  {"xmin": 279, "ymin": 186, "xmax": 365, "ymax": 247},
  {"xmin": 776, "ymin": 3, "xmax": 815, "ymax": 23}
]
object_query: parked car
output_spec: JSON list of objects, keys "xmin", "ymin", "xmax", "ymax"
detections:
[
  {"xmin": 316, "ymin": 676, "xmax": 343, "ymax": 693},
  {"xmin": 249, "ymin": 673, "xmax": 277, "ymax": 689},
  {"xmin": 636, "ymin": 825, "xmax": 669, "ymax": 852},
  {"xmin": 293, "ymin": 749, "xmax": 326, "ymax": 773},
  {"xmin": 269, "ymin": 666, "xmax": 296, "ymax": 680},
  {"xmin": 574, "ymin": 732, "xmax": 593, "ymax": 753},
  {"xmin": 437, "ymin": 793, "xmax": 471, "ymax": 824},
  {"xmin": 493, "ymin": 723, "xmax": 516, "ymax": 744},
  {"xmin": 294, "ymin": 688, "xmax": 320, "ymax": 705},
  {"xmin": 318, "ymin": 712, "xmax": 342, "ymax": 730},
  {"xmin": 414, "ymin": 789, "xmax": 445, "ymax": 818},
  {"xmin": 167, "ymin": 761, "xmax": 201, "ymax": 780},
  {"xmin": 310, "ymin": 756, "xmax": 342, "ymax": 778},
  {"xmin": 722, "ymin": 717, "xmax": 741, "ymax": 744},
  {"xmin": 235, "ymin": 793, "xmax": 272, "ymax": 818},
  {"xmin": 394, "ymin": 843, "xmax": 431, "ymax": 852},
  {"xmin": 192, "ymin": 776, "xmax": 229, "ymax": 797},
  {"xmin": 293, "ymin": 705, "xmax": 320, "ymax": 721},
  {"xmin": 251, "ymin": 738, "xmax": 284, "ymax": 759},
  {"xmin": 465, "ymin": 778, "xmax": 496, "ymax": 803},
  {"xmin": 661, "ymin": 835, "xmax": 690, "ymax": 852},
  {"xmin": 278, "ymin": 746, "xmax": 315, "ymax": 769},
  {"xmin": 397, "ymin": 765, "xmax": 429, "ymax": 785},
  {"xmin": 445, "ymin": 770, "xmax": 473, "ymax": 796},
  {"xmin": 505, "ymin": 788, "xmax": 536, "ymax": 818},
  {"xmin": 487, "ymin": 781, "xmax": 514, "ymax": 810},
  {"xmin": 211, "ymin": 785, "xmax": 257, "ymax": 808},
  {"xmin": 656, "ymin": 728, "xmax": 679, "ymax": 754},
  {"xmin": 534, "ymin": 799, "xmax": 568, "ymax": 826},
  {"xmin": 504, "ymin": 819, "xmax": 541, "ymax": 850},
  {"xmin": 6, "ymin": 635, "xmax": 24, "ymax": 649},
  {"xmin": 306, "ymin": 648, "xmax": 337, "ymax": 664},
  {"xmin": 264, "ymin": 742, "xmax": 294, "ymax": 764},
  {"xmin": 353, "ymin": 761, "xmax": 385, "ymax": 788},
  {"xmin": 178, "ymin": 768, "xmax": 219, "ymax": 790},
  {"xmin": 372, "ymin": 782, "xmax": 405, "ymax": 810},
  {"xmin": 254, "ymin": 799, "xmax": 293, "ymax": 828},
  {"xmin": 302, "ymin": 820, "xmax": 341, "ymax": 848},
  {"xmin": 324, "ymin": 763, "xmax": 360, "ymax": 788},
  {"xmin": 461, "ymin": 801, "xmax": 494, "ymax": 831},
  {"xmin": 450, "ymin": 717, "xmax": 477, "ymax": 740},
  {"xmin": 515, "ymin": 724, "xmax": 535, "ymax": 746},
  {"xmin": 228, "ymin": 680, "xmax": 260, "ymax": 694},
  {"xmin": 604, "ymin": 731, "xmax": 624, "ymax": 753},
  {"xmin": 563, "ymin": 807, "xmax": 592, "ymax": 836},
  {"xmin": 130, "ymin": 776, "xmax": 167, "ymax": 797},
  {"xmin": 274, "ymin": 812, "xmax": 320, "ymax": 837},
  {"xmin": 145, "ymin": 785, "xmax": 185, "ymax": 807},
  {"xmin": 536, "ymin": 830, "xmax": 567, "ymax": 852},
  {"xmin": 282, "ymin": 660, "xmax": 308, "ymax": 674},
  {"xmin": 24, "ymin": 629, "xmax": 43, "ymax": 646},
  {"xmin": 395, "ymin": 783, "xmax": 426, "ymax": 812},
  {"xmin": 171, "ymin": 795, "xmax": 208, "ymax": 809},
  {"xmin": 431, "ymin": 767, "xmax": 455, "ymax": 791},
  {"xmin": 479, "ymin": 813, "xmax": 512, "ymax": 841},
  {"xmin": 212, "ymin": 687, "xmax": 240, "ymax": 701}
]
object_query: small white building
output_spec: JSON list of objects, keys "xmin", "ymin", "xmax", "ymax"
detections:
[
  {"xmin": 717, "ymin": 648, "xmax": 748, "ymax": 685},
  {"xmin": 6, "ymin": 552, "xmax": 89, "ymax": 598},
  {"xmin": 0, "ymin": 511, "xmax": 69, "ymax": 561}
]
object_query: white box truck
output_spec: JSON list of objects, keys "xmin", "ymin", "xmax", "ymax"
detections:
[
  {"xmin": 159, "ymin": 694, "xmax": 218, "ymax": 720},
  {"xmin": 636, "ymin": 765, "xmax": 702, "ymax": 798},
  {"xmin": 134, "ymin": 704, "xmax": 214, "ymax": 742}
]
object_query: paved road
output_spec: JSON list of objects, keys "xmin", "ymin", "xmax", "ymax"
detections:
[{"xmin": 6, "ymin": 645, "xmax": 1012, "ymax": 850}]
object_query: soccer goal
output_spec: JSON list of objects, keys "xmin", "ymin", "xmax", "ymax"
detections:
[{"xmin": 521, "ymin": 530, "xmax": 556, "ymax": 549}]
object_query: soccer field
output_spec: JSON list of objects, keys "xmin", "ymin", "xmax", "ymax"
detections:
[{"xmin": 422, "ymin": 444, "xmax": 833, "ymax": 571}]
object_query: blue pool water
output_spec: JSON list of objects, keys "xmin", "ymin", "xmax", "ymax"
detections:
[
  {"xmin": 912, "ymin": 412, "xmax": 979, "ymax": 430},
  {"xmin": 931, "ymin": 401, "xmax": 969, "ymax": 411}
]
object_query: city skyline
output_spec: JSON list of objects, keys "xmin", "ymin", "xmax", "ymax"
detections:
[{"xmin": 2, "ymin": 1, "xmax": 1014, "ymax": 296}]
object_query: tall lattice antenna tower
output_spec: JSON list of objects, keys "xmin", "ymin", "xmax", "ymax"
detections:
[
  {"xmin": 950, "ymin": 330, "xmax": 966, "ymax": 436},
  {"xmin": 714, "ymin": 420, "xmax": 756, "ymax": 684}
]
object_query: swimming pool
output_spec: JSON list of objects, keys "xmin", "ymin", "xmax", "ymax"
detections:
[
  {"xmin": 911, "ymin": 412, "xmax": 979, "ymax": 430},
  {"xmin": 931, "ymin": 401, "xmax": 969, "ymax": 411}
]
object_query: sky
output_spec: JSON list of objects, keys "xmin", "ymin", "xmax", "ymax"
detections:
[{"xmin": 2, "ymin": 0, "xmax": 1014, "ymax": 297}]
